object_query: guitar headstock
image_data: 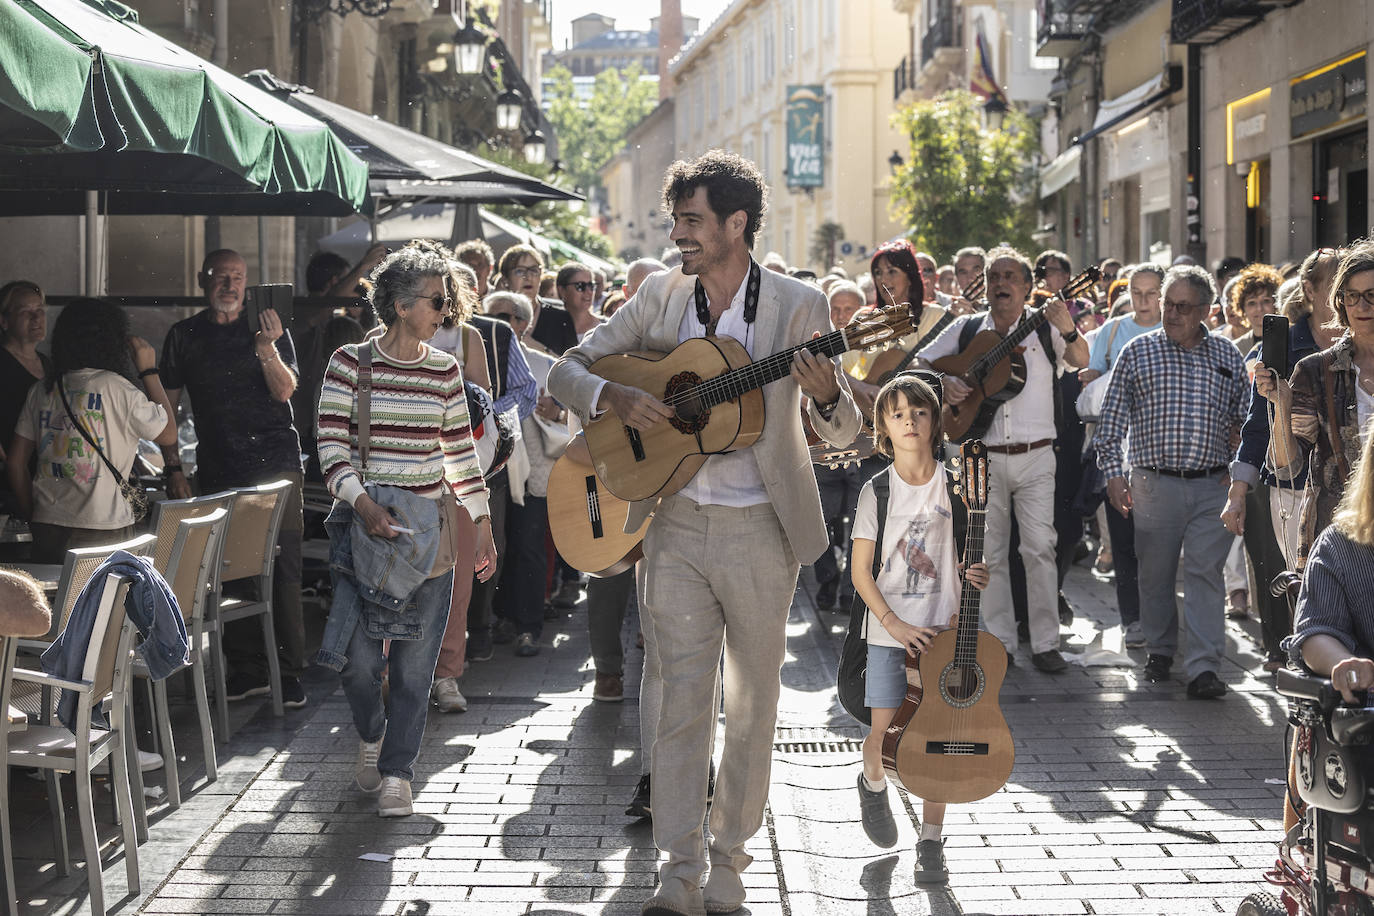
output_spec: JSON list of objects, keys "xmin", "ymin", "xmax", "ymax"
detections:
[
  {"xmin": 843, "ymin": 300, "xmax": 916, "ymax": 349},
  {"xmin": 1058, "ymin": 266, "xmax": 1101, "ymax": 303},
  {"xmin": 959, "ymin": 439, "xmax": 989, "ymax": 512},
  {"xmin": 809, "ymin": 432, "xmax": 876, "ymax": 470}
]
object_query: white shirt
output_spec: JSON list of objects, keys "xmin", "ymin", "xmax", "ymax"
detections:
[
  {"xmin": 852, "ymin": 467, "xmax": 960, "ymax": 648},
  {"xmin": 16, "ymin": 369, "xmax": 168, "ymax": 529},
  {"xmin": 673, "ymin": 273, "xmax": 769, "ymax": 507},
  {"xmin": 917, "ymin": 308, "xmax": 1066, "ymax": 446}
]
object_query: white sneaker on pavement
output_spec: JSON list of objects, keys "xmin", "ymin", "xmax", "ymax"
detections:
[
  {"xmin": 377, "ymin": 776, "xmax": 413, "ymax": 817},
  {"xmin": 431, "ymin": 677, "xmax": 467, "ymax": 713},
  {"xmin": 355, "ymin": 738, "xmax": 383, "ymax": 793}
]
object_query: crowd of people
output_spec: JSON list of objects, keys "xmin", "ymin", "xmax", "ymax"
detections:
[{"xmin": 2, "ymin": 145, "xmax": 1374, "ymax": 914}]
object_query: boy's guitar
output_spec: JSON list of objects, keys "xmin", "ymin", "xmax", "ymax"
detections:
[{"xmin": 881, "ymin": 439, "xmax": 1014, "ymax": 804}]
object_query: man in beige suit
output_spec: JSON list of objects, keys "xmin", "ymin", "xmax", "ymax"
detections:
[{"xmin": 548, "ymin": 151, "xmax": 861, "ymax": 916}]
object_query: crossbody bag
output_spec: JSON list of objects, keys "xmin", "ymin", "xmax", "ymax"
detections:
[
  {"xmin": 55, "ymin": 377, "xmax": 151, "ymax": 522},
  {"xmin": 357, "ymin": 342, "xmax": 461, "ymax": 578}
]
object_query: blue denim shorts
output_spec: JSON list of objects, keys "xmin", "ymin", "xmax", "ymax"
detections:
[{"xmin": 865, "ymin": 643, "xmax": 916, "ymax": 709}]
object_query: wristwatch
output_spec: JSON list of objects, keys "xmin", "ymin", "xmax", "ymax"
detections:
[{"xmin": 1062, "ymin": 328, "xmax": 1081, "ymax": 344}]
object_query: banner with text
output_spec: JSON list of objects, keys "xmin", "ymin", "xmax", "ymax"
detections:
[{"xmin": 786, "ymin": 85, "xmax": 825, "ymax": 189}]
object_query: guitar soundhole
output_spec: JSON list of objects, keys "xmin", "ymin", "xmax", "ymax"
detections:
[
  {"xmin": 939, "ymin": 662, "xmax": 985, "ymax": 709},
  {"xmin": 665, "ymin": 371, "xmax": 709, "ymax": 435}
]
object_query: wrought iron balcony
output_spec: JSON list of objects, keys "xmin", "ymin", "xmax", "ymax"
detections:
[
  {"xmin": 893, "ymin": 56, "xmax": 915, "ymax": 101},
  {"xmin": 1036, "ymin": 0, "xmax": 1094, "ymax": 58},
  {"xmin": 1171, "ymin": 0, "xmax": 1302, "ymax": 44},
  {"xmin": 920, "ymin": 0, "xmax": 960, "ymax": 68}
]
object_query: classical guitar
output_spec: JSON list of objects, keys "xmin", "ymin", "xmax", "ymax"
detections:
[
  {"xmin": 582, "ymin": 301, "xmax": 916, "ymax": 502},
  {"xmin": 881, "ymin": 439, "xmax": 1013, "ymax": 804},
  {"xmin": 931, "ymin": 267, "xmax": 1099, "ymax": 442},
  {"xmin": 547, "ymin": 434, "xmax": 651, "ymax": 577}
]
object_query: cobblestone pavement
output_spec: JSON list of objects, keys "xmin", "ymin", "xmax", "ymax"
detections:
[{"xmin": 16, "ymin": 557, "xmax": 1290, "ymax": 915}]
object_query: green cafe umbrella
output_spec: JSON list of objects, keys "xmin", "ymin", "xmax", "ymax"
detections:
[{"xmin": 0, "ymin": 0, "xmax": 369, "ymax": 215}]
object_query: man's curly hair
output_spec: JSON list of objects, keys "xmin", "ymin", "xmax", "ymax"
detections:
[{"xmin": 662, "ymin": 149, "xmax": 768, "ymax": 249}]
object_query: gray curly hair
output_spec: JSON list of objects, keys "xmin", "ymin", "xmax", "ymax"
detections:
[{"xmin": 368, "ymin": 246, "xmax": 452, "ymax": 327}]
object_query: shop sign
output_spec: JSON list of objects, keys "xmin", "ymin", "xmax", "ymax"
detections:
[
  {"xmin": 1290, "ymin": 52, "xmax": 1367, "ymax": 140},
  {"xmin": 1105, "ymin": 112, "xmax": 1168, "ymax": 183},
  {"xmin": 785, "ymin": 85, "xmax": 824, "ymax": 189}
]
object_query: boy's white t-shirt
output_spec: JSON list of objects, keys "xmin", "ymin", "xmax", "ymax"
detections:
[
  {"xmin": 15, "ymin": 369, "xmax": 168, "ymax": 529},
  {"xmin": 851, "ymin": 467, "xmax": 960, "ymax": 649}
]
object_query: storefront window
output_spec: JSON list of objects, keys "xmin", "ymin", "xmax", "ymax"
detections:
[{"xmin": 1315, "ymin": 130, "xmax": 1369, "ymax": 249}]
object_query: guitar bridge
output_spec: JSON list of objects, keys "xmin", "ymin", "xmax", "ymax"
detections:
[
  {"xmin": 925, "ymin": 741, "xmax": 989, "ymax": 756},
  {"xmin": 624, "ymin": 425, "xmax": 645, "ymax": 462}
]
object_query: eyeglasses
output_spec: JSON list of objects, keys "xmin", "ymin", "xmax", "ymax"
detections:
[
  {"xmin": 919, "ymin": 267, "xmax": 937, "ymax": 276},
  {"xmin": 1162, "ymin": 298, "xmax": 1203, "ymax": 312},
  {"xmin": 1340, "ymin": 289, "xmax": 1374, "ymax": 308},
  {"xmin": 416, "ymin": 294, "xmax": 453, "ymax": 313},
  {"xmin": 508, "ymin": 266, "xmax": 541, "ymax": 279},
  {"xmin": 562, "ymin": 281, "xmax": 595, "ymax": 293}
]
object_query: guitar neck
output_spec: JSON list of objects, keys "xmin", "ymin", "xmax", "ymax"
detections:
[
  {"xmin": 953, "ymin": 509, "xmax": 986, "ymax": 667},
  {"xmin": 699, "ymin": 328, "xmax": 849, "ymax": 409},
  {"xmin": 883, "ymin": 312, "xmax": 955, "ymax": 382},
  {"xmin": 969, "ymin": 308, "xmax": 1048, "ymax": 382}
]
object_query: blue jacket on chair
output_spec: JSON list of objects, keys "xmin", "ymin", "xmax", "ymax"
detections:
[{"xmin": 41, "ymin": 550, "xmax": 190, "ymax": 731}]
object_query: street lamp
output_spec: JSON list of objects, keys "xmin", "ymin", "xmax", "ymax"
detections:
[
  {"xmin": 888, "ymin": 150, "xmax": 904, "ymax": 173},
  {"xmin": 495, "ymin": 89, "xmax": 523, "ymax": 133},
  {"xmin": 523, "ymin": 129, "xmax": 547, "ymax": 165},
  {"xmin": 453, "ymin": 17, "xmax": 488, "ymax": 75},
  {"xmin": 983, "ymin": 95, "xmax": 1009, "ymax": 132}
]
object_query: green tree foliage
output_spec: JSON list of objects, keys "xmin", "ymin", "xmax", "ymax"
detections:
[
  {"xmin": 809, "ymin": 221, "xmax": 845, "ymax": 270},
  {"xmin": 477, "ymin": 144, "xmax": 615, "ymax": 260},
  {"xmin": 543, "ymin": 63, "xmax": 659, "ymax": 195},
  {"xmin": 890, "ymin": 91, "xmax": 1039, "ymax": 263}
]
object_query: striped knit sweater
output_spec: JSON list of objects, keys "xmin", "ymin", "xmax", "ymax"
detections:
[{"xmin": 317, "ymin": 341, "xmax": 489, "ymax": 518}]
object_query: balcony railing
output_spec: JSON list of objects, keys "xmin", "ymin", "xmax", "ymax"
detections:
[
  {"xmin": 920, "ymin": 0, "xmax": 959, "ymax": 68},
  {"xmin": 1036, "ymin": 0, "xmax": 1094, "ymax": 57},
  {"xmin": 893, "ymin": 56, "xmax": 915, "ymax": 100},
  {"xmin": 1170, "ymin": 0, "xmax": 1300, "ymax": 44}
]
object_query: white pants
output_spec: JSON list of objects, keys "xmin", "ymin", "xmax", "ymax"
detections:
[{"xmin": 983, "ymin": 447, "xmax": 1060, "ymax": 655}]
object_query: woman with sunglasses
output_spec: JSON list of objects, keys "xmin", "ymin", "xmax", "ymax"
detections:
[
  {"xmin": 316, "ymin": 245, "xmax": 497, "ymax": 817},
  {"xmin": 1257, "ymin": 240, "xmax": 1374, "ymax": 569},
  {"xmin": 556, "ymin": 262, "xmax": 603, "ymax": 340}
]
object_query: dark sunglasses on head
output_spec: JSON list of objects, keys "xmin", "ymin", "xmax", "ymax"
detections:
[{"xmin": 562, "ymin": 281, "xmax": 595, "ymax": 293}]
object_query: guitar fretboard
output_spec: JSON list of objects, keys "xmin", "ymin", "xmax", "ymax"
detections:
[
  {"xmin": 681, "ymin": 329, "xmax": 850, "ymax": 411},
  {"xmin": 953, "ymin": 508, "xmax": 986, "ymax": 668}
]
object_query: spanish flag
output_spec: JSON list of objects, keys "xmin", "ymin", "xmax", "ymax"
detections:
[{"xmin": 969, "ymin": 21, "xmax": 1009, "ymax": 107}]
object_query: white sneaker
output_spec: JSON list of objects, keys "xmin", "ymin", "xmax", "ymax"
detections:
[
  {"xmin": 355, "ymin": 738, "xmax": 383, "ymax": 793},
  {"xmin": 93, "ymin": 749, "xmax": 163, "ymax": 775},
  {"xmin": 377, "ymin": 776, "xmax": 412, "ymax": 817},
  {"xmin": 431, "ymin": 677, "xmax": 467, "ymax": 713}
]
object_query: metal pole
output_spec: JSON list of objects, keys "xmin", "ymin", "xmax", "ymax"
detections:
[
  {"xmin": 258, "ymin": 215, "xmax": 269, "ymax": 282},
  {"xmin": 84, "ymin": 190, "xmax": 102, "ymax": 296}
]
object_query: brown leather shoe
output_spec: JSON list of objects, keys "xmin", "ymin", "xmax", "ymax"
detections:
[{"xmin": 593, "ymin": 671, "xmax": 624, "ymax": 702}]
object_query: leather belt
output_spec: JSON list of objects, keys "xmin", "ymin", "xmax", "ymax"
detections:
[
  {"xmin": 983, "ymin": 438, "xmax": 1053, "ymax": 455},
  {"xmin": 1142, "ymin": 465, "xmax": 1228, "ymax": 479}
]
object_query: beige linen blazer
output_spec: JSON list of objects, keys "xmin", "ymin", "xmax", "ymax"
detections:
[{"xmin": 546, "ymin": 265, "xmax": 862, "ymax": 564}]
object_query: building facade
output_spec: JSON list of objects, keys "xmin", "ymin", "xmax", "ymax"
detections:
[
  {"xmin": 1033, "ymin": 0, "xmax": 1370, "ymax": 272},
  {"xmin": 652, "ymin": 0, "xmax": 908, "ymax": 273}
]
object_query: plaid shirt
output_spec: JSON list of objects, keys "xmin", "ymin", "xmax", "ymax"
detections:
[{"xmin": 1094, "ymin": 326, "xmax": 1248, "ymax": 480}]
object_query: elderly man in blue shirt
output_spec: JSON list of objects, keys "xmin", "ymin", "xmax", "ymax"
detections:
[{"xmin": 1095, "ymin": 264, "xmax": 1249, "ymax": 699}]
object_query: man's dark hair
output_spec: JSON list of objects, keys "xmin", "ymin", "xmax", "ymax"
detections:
[
  {"xmin": 662, "ymin": 149, "xmax": 768, "ymax": 248},
  {"xmin": 48, "ymin": 297, "xmax": 131, "ymax": 390},
  {"xmin": 1034, "ymin": 249, "xmax": 1072, "ymax": 280},
  {"xmin": 306, "ymin": 251, "xmax": 350, "ymax": 295}
]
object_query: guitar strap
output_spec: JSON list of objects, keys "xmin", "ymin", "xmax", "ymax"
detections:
[
  {"xmin": 694, "ymin": 259, "xmax": 762, "ymax": 337},
  {"xmin": 850, "ymin": 467, "xmax": 891, "ymax": 642}
]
